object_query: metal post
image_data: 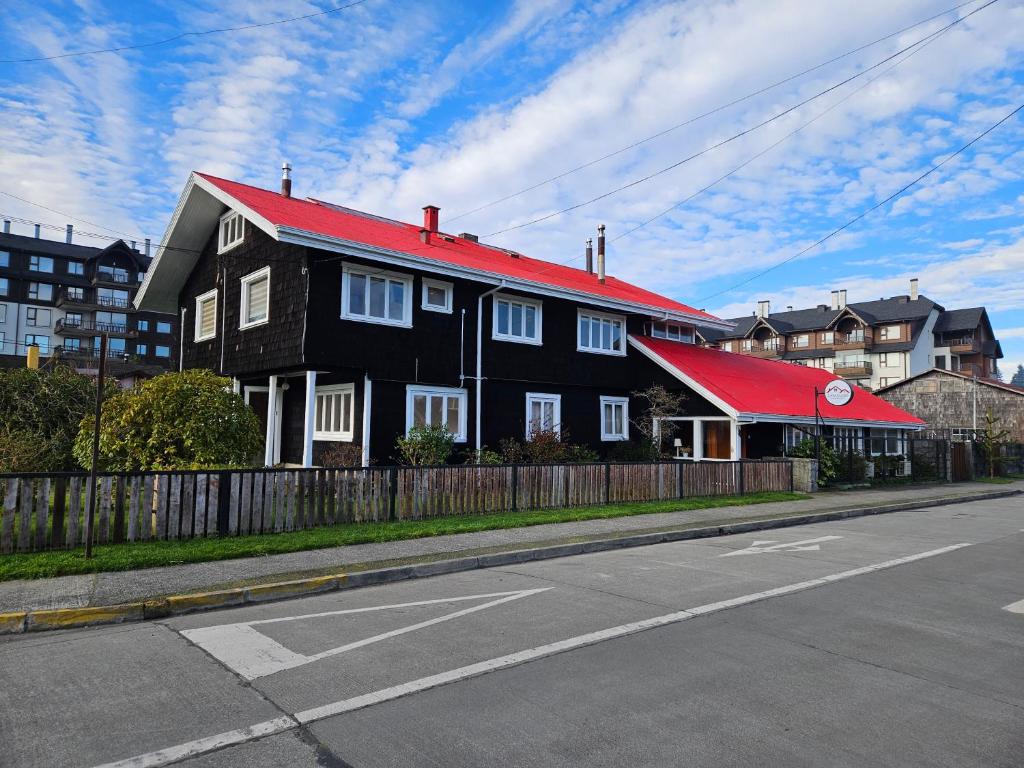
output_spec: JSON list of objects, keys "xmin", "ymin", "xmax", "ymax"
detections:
[
  {"xmin": 813, "ymin": 387, "xmax": 822, "ymax": 467},
  {"xmin": 85, "ymin": 333, "xmax": 108, "ymax": 558}
]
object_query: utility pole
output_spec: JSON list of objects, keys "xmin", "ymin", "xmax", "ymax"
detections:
[{"xmin": 84, "ymin": 333, "xmax": 108, "ymax": 559}]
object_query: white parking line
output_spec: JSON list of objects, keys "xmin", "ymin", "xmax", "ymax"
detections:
[
  {"xmin": 1003, "ymin": 598, "xmax": 1024, "ymax": 615},
  {"xmin": 97, "ymin": 543, "xmax": 970, "ymax": 768}
]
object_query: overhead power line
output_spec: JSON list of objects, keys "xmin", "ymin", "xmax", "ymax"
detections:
[
  {"xmin": 481, "ymin": 0, "xmax": 1000, "ymax": 239},
  {"xmin": 447, "ymin": 0, "xmax": 987, "ymax": 224},
  {"xmin": 695, "ymin": 100, "xmax": 1024, "ymax": 304},
  {"xmin": 0, "ymin": 0, "xmax": 371, "ymax": 64}
]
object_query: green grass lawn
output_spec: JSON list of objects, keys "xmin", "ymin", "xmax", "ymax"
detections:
[{"xmin": 0, "ymin": 491, "xmax": 806, "ymax": 582}]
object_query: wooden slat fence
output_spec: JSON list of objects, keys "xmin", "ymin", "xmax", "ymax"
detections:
[{"xmin": 0, "ymin": 459, "xmax": 792, "ymax": 554}]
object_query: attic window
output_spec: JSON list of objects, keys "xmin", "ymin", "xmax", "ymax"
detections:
[
  {"xmin": 218, "ymin": 211, "xmax": 245, "ymax": 253},
  {"xmin": 650, "ymin": 321, "xmax": 693, "ymax": 343}
]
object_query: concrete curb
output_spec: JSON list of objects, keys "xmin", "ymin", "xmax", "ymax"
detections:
[{"xmin": 0, "ymin": 487, "xmax": 1017, "ymax": 635}]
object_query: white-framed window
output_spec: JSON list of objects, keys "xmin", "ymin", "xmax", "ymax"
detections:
[
  {"xmin": 28, "ymin": 282, "xmax": 53, "ymax": 301},
  {"xmin": 218, "ymin": 211, "xmax": 245, "ymax": 253},
  {"xmin": 26, "ymin": 307, "xmax": 50, "ymax": 327},
  {"xmin": 314, "ymin": 384, "xmax": 355, "ymax": 442},
  {"xmin": 195, "ymin": 289, "xmax": 218, "ymax": 342},
  {"xmin": 421, "ymin": 278, "xmax": 453, "ymax": 313},
  {"xmin": 525, "ymin": 393, "xmax": 561, "ymax": 438},
  {"xmin": 832, "ymin": 426, "xmax": 863, "ymax": 451},
  {"xmin": 785, "ymin": 425, "xmax": 811, "ymax": 450},
  {"xmin": 793, "ymin": 334, "xmax": 810, "ymax": 348},
  {"xmin": 24, "ymin": 334, "xmax": 49, "ymax": 353},
  {"xmin": 650, "ymin": 321, "xmax": 693, "ymax": 343},
  {"xmin": 741, "ymin": 339, "xmax": 752, "ymax": 352},
  {"xmin": 29, "ymin": 256, "xmax": 54, "ymax": 273},
  {"xmin": 67, "ymin": 261, "xmax": 84, "ymax": 276},
  {"xmin": 878, "ymin": 352, "xmax": 900, "ymax": 368},
  {"xmin": 578, "ymin": 310, "xmax": 625, "ymax": 355},
  {"xmin": 879, "ymin": 324, "xmax": 900, "ymax": 341},
  {"xmin": 722, "ymin": 341, "xmax": 733, "ymax": 352},
  {"xmin": 240, "ymin": 266, "xmax": 270, "ymax": 329},
  {"xmin": 951, "ymin": 428, "xmax": 977, "ymax": 442},
  {"xmin": 342, "ymin": 264, "xmax": 413, "ymax": 327},
  {"xmin": 820, "ymin": 331, "xmax": 834, "ymax": 344},
  {"xmin": 494, "ymin": 294, "xmax": 542, "ymax": 344},
  {"xmin": 600, "ymin": 396, "xmax": 629, "ymax": 441},
  {"xmin": 406, "ymin": 385, "xmax": 467, "ymax": 442}
]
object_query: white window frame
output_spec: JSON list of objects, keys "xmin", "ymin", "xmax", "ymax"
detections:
[
  {"xmin": 793, "ymin": 334, "xmax": 810, "ymax": 348},
  {"xmin": 599, "ymin": 395, "xmax": 629, "ymax": 441},
  {"xmin": 421, "ymin": 278, "xmax": 453, "ymax": 314},
  {"xmin": 578, "ymin": 309, "xmax": 626, "ymax": 356},
  {"xmin": 314, "ymin": 384, "xmax": 356, "ymax": 442},
  {"xmin": 650, "ymin": 320, "xmax": 694, "ymax": 343},
  {"xmin": 879, "ymin": 324, "xmax": 900, "ymax": 341},
  {"xmin": 820, "ymin": 331, "xmax": 834, "ymax": 344},
  {"xmin": 525, "ymin": 393, "xmax": 561, "ymax": 439},
  {"xmin": 218, "ymin": 211, "xmax": 245, "ymax": 254},
  {"xmin": 722, "ymin": 341, "xmax": 733, "ymax": 352},
  {"xmin": 492, "ymin": 294, "xmax": 542, "ymax": 345},
  {"xmin": 341, "ymin": 264, "xmax": 413, "ymax": 328},
  {"xmin": 239, "ymin": 266, "xmax": 271, "ymax": 330},
  {"xmin": 194, "ymin": 289, "xmax": 218, "ymax": 342},
  {"xmin": 405, "ymin": 385, "xmax": 468, "ymax": 442}
]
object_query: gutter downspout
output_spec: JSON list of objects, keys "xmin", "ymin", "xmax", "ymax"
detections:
[
  {"xmin": 179, "ymin": 307, "xmax": 186, "ymax": 372},
  {"xmin": 476, "ymin": 281, "xmax": 506, "ymax": 456},
  {"xmin": 219, "ymin": 266, "xmax": 227, "ymax": 375}
]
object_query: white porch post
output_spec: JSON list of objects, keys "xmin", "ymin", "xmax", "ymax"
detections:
[
  {"xmin": 264, "ymin": 375, "xmax": 278, "ymax": 467},
  {"xmin": 731, "ymin": 421, "xmax": 742, "ymax": 461},
  {"xmin": 693, "ymin": 420, "xmax": 704, "ymax": 461},
  {"xmin": 231, "ymin": 377, "xmax": 240, "ymax": 395},
  {"xmin": 302, "ymin": 370, "xmax": 317, "ymax": 468},
  {"xmin": 361, "ymin": 374, "xmax": 372, "ymax": 467}
]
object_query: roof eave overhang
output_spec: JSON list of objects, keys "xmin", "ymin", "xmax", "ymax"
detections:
[
  {"xmin": 825, "ymin": 307, "xmax": 871, "ymax": 329},
  {"xmin": 280, "ymin": 227, "xmax": 734, "ymax": 329},
  {"xmin": 736, "ymin": 412, "xmax": 925, "ymax": 430}
]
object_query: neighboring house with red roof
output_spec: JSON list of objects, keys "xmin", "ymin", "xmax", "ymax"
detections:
[
  {"xmin": 136, "ymin": 167, "xmax": 923, "ymax": 465},
  {"xmin": 876, "ymin": 368, "xmax": 1024, "ymax": 443}
]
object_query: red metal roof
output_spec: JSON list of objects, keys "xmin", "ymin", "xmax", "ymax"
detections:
[
  {"xmin": 196, "ymin": 173, "xmax": 722, "ymax": 322},
  {"xmin": 632, "ymin": 336, "xmax": 926, "ymax": 426}
]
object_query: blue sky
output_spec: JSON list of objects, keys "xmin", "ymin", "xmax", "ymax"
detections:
[{"xmin": 1, "ymin": 0, "xmax": 1023, "ymax": 376}]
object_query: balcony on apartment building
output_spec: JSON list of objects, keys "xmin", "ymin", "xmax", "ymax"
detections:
[
  {"xmin": 745, "ymin": 337, "xmax": 786, "ymax": 358},
  {"xmin": 91, "ymin": 268, "xmax": 132, "ymax": 287},
  {"xmin": 833, "ymin": 359, "xmax": 873, "ymax": 377},
  {"xmin": 55, "ymin": 289, "xmax": 133, "ymax": 312},
  {"xmin": 54, "ymin": 318, "xmax": 139, "ymax": 338},
  {"xmin": 833, "ymin": 327, "xmax": 874, "ymax": 351},
  {"xmin": 53, "ymin": 345, "xmax": 140, "ymax": 363},
  {"xmin": 944, "ymin": 336, "xmax": 982, "ymax": 354}
]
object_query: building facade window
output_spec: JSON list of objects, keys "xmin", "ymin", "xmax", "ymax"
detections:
[
  {"xmin": 67, "ymin": 261, "xmax": 84, "ymax": 276},
  {"xmin": 155, "ymin": 345, "xmax": 171, "ymax": 358},
  {"xmin": 494, "ymin": 294, "xmax": 542, "ymax": 344},
  {"xmin": 722, "ymin": 341, "xmax": 733, "ymax": 352},
  {"xmin": 240, "ymin": 266, "xmax": 270, "ymax": 329},
  {"xmin": 0, "ymin": 251, "xmax": 8, "ymax": 267},
  {"xmin": 136, "ymin": 343, "xmax": 147, "ymax": 356},
  {"xmin": 218, "ymin": 211, "xmax": 245, "ymax": 253},
  {"xmin": 63, "ymin": 337, "xmax": 81, "ymax": 352},
  {"xmin": 820, "ymin": 331, "xmax": 834, "ymax": 344},
  {"xmin": 96, "ymin": 311, "xmax": 128, "ymax": 332},
  {"xmin": 421, "ymin": 278, "xmax": 453, "ymax": 313},
  {"xmin": 314, "ymin": 384, "xmax": 355, "ymax": 442},
  {"xmin": 24, "ymin": 334, "xmax": 49, "ymax": 353},
  {"xmin": 28, "ymin": 282, "xmax": 53, "ymax": 302},
  {"xmin": 793, "ymin": 334, "xmax": 810, "ymax": 348},
  {"xmin": 26, "ymin": 307, "xmax": 50, "ymax": 327},
  {"xmin": 525, "ymin": 393, "xmax": 561, "ymax": 438},
  {"xmin": 342, "ymin": 265, "xmax": 413, "ymax": 327},
  {"xmin": 879, "ymin": 324, "xmax": 900, "ymax": 341},
  {"xmin": 579, "ymin": 310, "xmax": 625, "ymax": 355},
  {"xmin": 98, "ymin": 288, "xmax": 129, "ymax": 308},
  {"xmin": 156, "ymin": 321, "xmax": 172, "ymax": 334},
  {"xmin": 869, "ymin": 428, "xmax": 904, "ymax": 455},
  {"xmin": 195, "ymin": 289, "xmax": 218, "ymax": 341},
  {"xmin": 66, "ymin": 287, "xmax": 83, "ymax": 301},
  {"xmin": 137, "ymin": 320, "xmax": 149, "ymax": 332},
  {"xmin": 406, "ymin": 385, "xmax": 467, "ymax": 441},
  {"xmin": 29, "ymin": 256, "xmax": 54, "ymax": 273},
  {"xmin": 599, "ymin": 396, "xmax": 629, "ymax": 441},
  {"xmin": 650, "ymin": 321, "xmax": 693, "ymax": 343},
  {"xmin": 0, "ymin": 278, "xmax": 7, "ymax": 296},
  {"xmin": 741, "ymin": 339, "xmax": 752, "ymax": 352},
  {"xmin": 0, "ymin": 304, "xmax": 6, "ymax": 323},
  {"xmin": 97, "ymin": 265, "xmax": 129, "ymax": 283},
  {"xmin": 832, "ymin": 427, "xmax": 863, "ymax": 451}
]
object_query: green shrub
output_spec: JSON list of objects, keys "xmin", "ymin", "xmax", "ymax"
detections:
[
  {"xmin": 497, "ymin": 428, "xmax": 598, "ymax": 464},
  {"xmin": 73, "ymin": 369, "xmax": 262, "ymax": 471},
  {"xmin": 396, "ymin": 425, "xmax": 456, "ymax": 466},
  {"xmin": 787, "ymin": 438, "xmax": 841, "ymax": 486},
  {"xmin": 318, "ymin": 442, "xmax": 366, "ymax": 467}
]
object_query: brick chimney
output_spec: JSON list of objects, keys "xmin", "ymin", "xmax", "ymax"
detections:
[
  {"xmin": 281, "ymin": 162, "xmax": 292, "ymax": 198},
  {"xmin": 910, "ymin": 277, "xmax": 919, "ymax": 301},
  {"xmin": 423, "ymin": 205, "xmax": 439, "ymax": 233}
]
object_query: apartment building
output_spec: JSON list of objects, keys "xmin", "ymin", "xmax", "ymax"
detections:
[
  {"xmin": 701, "ymin": 280, "xmax": 1003, "ymax": 391},
  {"xmin": 0, "ymin": 225, "xmax": 178, "ymax": 382}
]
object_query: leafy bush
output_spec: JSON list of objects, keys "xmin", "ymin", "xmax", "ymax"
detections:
[
  {"xmin": 73, "ymin": 369, "xmax": 262, "ymax": 471},
  {"xmin": 787, "ymin": 438, "xmax": 840, "ymax": 486},
  {"xmin": 0, "ymin": 364, "xmax": 101, "ymax": 471},
  {"xmin": 318, "ymin": 442, "xmax": 366, "ymax": 467},
  {"xmin": 606, "ymin": 440, "xmax": 661, "ymax": 462},
  {"xmin": 396, "ymin": 424, "xmax": 456, "ymax": 466},
  {"xmin": 497, "ymin": 428, "xmax": 599, "ymax": 464}
]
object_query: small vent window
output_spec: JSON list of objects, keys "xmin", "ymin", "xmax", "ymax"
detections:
[{"xmin": 218, "ymin": 211, "xmax": 245, "ymax": 253}]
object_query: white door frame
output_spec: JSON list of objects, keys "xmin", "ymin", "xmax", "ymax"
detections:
[{"xmin": 245, "ymin": 385, "xmax": 283, "ymax": 465}]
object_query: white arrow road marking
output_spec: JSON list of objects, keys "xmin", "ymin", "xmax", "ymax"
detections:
[
  {"xmin": 100, "ymin": 543, "xmax": 970, "ymax": 768},
  {"xmin": 719, "ymin": 535, "xmax": 843, "ymax": 557},
  {"xmin": 181, "ymin": 588, "xmax": 551, "ymax": 680},
  {"xmin": 1003, "ymin": 598, "xmax": 1024, "ymax": 615}
]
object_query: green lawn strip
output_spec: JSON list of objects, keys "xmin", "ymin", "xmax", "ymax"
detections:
[{"xmin": 0, "ymin": 491, "xmax": 806, "ymax": 582}]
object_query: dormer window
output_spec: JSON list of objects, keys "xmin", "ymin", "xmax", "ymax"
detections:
[
  {"xmin": 218, "ymin": 211, "xmax": 245, "ymax": 253},
  {"xmin": 650, "ymin": 321, "xmax": 693, "ymax": 343}
]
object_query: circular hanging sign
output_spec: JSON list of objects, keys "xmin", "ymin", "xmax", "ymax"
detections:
[{"xmin": 823, "ymin": 379, "xmax": 854, "ymax": 407}]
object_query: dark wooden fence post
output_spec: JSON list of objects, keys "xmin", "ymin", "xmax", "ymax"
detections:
[
  {"xmin": 604, "ymin": 463, "xmax": 611, "ymax": 504},
  {"xmin": 388, "ymin": 467, "xmax": 398, "ymax": 522},
  {"xmin": 790, "ymin": 459, "xmax": 795, "ymax": 492},
  {"xmin": 677, "ymin": 460, "xmax": 684, "ymax": 499},
  {"xmin": 216, "ymin": 470, "xmax": 232, "ymax": 536},
  {"xmin": 511, "ymin": 464, "xmax": 518, "ymax": 511},
  {"xmin": 737, "ymin": 461, "xmax": 745, "ymax": 496},
  {"xmin": 52, "ymin": 477, "xmax": 66, "ymax": 548}
]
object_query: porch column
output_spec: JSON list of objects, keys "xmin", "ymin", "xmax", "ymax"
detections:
[
  {"xmin": 231, "ymin": 378, "xmax": 240, "ymax": 395},
  {"xmin": 731, "ymin": 421, "xmax": 742, "ymax": 461},
  {"xmin": 264, "ymin": 375, "xmax": 278, "ymax": 467},
  {"xmin": 361, "ymin": 375, "xmax": 372, "ymax": 467},
  {"xmin": 302, "ymin": 370, "xmax": 317, "ymax": 468},
  {"xmin": 693, "ymin": 420, "xmax": 704, "ymax": 461}
]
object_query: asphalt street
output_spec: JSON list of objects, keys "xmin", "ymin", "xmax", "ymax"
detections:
[{"xmin": 1, "ymin": 495, "xmax": 1021, "ymax": 767}]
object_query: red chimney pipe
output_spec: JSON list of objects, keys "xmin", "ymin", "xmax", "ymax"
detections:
[
  {"xmin": 597, "ymin": 225, "xmax": 606, "ymax": 284},
  {"xmin": 281, "ymin": 162, "xmax": 292, "ymax": 198},
  {"xmin": 423, "ymin": 205, "xmax": 439, "ymax": 233}
]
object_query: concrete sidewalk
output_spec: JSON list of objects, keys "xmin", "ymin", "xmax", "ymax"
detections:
[{"xmin": 0, "ymin": 481, "xmax": 1019, "ymax": 620}]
